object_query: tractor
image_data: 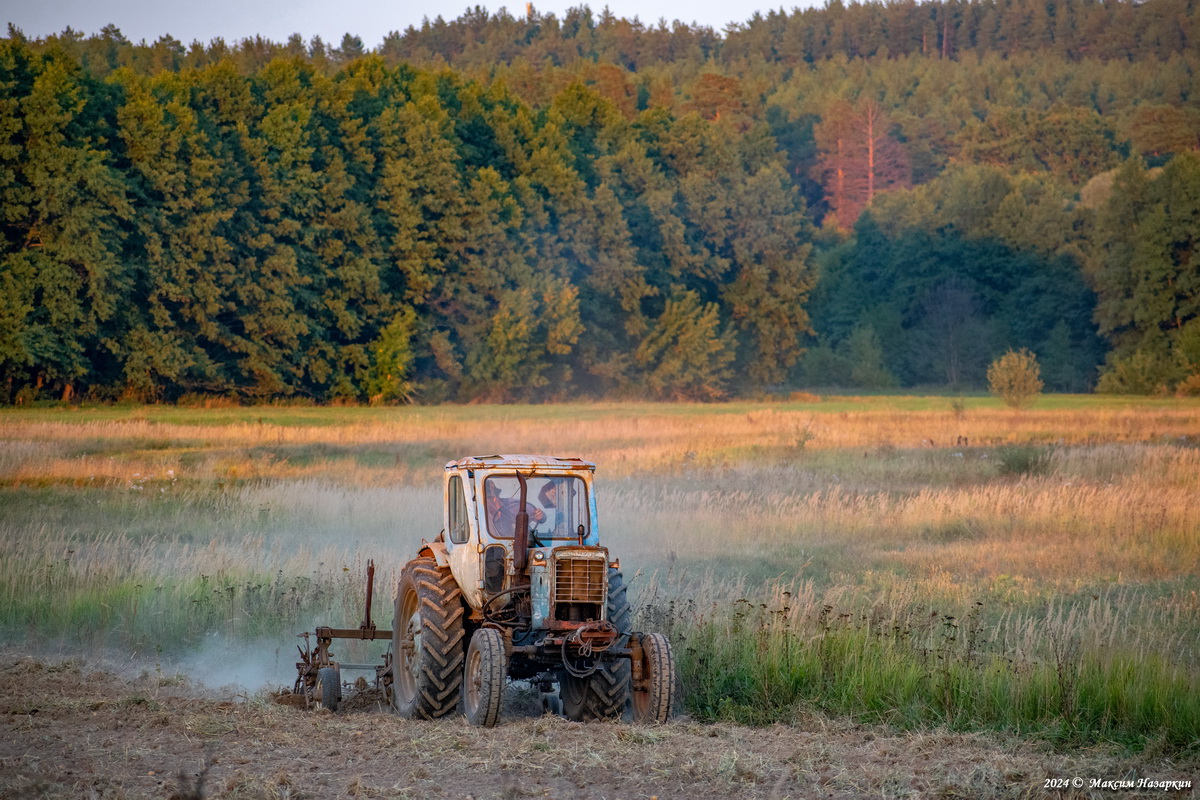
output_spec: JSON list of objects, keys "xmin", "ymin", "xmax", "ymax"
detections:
[{"xmin": 293, "ymin": 454, "xmax": 676, "ymax": 727}]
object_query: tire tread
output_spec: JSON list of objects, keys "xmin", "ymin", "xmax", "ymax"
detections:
[
  {"xmin": 560, "ymin": 568, "xmax": 632, "ymax": 721},
  {"xmin": 464, "ymin": 628, "xmax": 506, "ymax": 727},
  {"xmin": 394, "ymin": 557, "xmax": 467, "ymax": 719}
]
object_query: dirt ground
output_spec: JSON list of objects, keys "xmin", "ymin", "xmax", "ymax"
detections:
[{"xmin": 0, "ymin": 655, "xmax": 1195, "ymax": 800}]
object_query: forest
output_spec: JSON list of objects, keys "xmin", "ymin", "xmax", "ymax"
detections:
[{"xmin": 1, "ymin": 0, "xmax": 1198, "ymax": 403}]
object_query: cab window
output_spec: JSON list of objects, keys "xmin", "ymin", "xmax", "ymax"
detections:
[
  {"xmin": 483, "ymin": 474, "xmax": 589, "ymax": 540},
  {"xmin": 448, "ymin": 475, "xmax": 470, "ymax": 544}
]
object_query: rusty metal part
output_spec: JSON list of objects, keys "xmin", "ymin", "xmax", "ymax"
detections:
[
  {"xmin": 293, "ymin": 561, "xmax": 393, "ymax": 709},
  {"xmin": 553, "ymin": 556, "xmax": 606, "ymax": 605},
  {"xmin": 629, "ymin": 634, "xmax": 644, "ymax": 684},
  {"xmin": 294, "ymin": 631, "xmax": 335, "ymax": 707},
  {"xmin": 559, "ymin": 620, "xmax": 619, "ymax": 678},
  {"xmin": 312, "ymin": 559, "xmax": 391, "ymax": 641},
  {"xmin": 545, "ymin": 547, "xmax": 609, "ymax": 628},
  {"xmin": 513, "ymin": 473, "xmax": 530, "ymax": 573},
  {"xmin": 481, "ymin": 585, "xmax": 531, "ymax": 627},
  {"xmin": 314, "ymin": 626, "xmax": 392, "ymax": 641},
  {"xmin": 569, "ymin": 620, "xmax": 618, "ymax": 650},
  {"xmin": 628, "ymin": 632, "xmax": 676, "ymax": 723},
  {"xmin": 445, "ymin": 455, "xmax": 595, "ymax": 471},
  {"xmin": 362, "ymin": 560, "xmax": 376, "ymax": 631}
]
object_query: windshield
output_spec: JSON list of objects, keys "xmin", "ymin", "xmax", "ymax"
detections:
[{"xmin": 483, "ymin": 474, "xmax": 590, "ymax": 541}]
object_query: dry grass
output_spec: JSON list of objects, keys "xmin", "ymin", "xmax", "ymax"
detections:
[
  {"xmin": 1, "ymin": 398, "xmax": 1197, "ymax": 486},
  {"xmin": 1, "ymin": 398, "xmax": 1198, "ymax": 751},
  {"xmin": 602, "ymin": 446, "xmax": 1200, "ymax": 587}
]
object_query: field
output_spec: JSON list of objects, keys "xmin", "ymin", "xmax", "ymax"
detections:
[{"xmin": 1, "ymin": 395, "xmax": 1199, "ymax": 798}]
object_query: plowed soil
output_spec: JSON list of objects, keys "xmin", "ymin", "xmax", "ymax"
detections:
[{"xmin": 0, "ymin": 655, "xmax": 1194, "ymax": 800}]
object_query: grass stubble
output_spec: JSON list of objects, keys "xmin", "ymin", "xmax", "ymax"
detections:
[
  {"xmin": 0, "ymin": 397, "xmax": 1197, "ymax": 774},
  {"xmin": 5, "ymin": 655, "xmax": 1179, "ymax": 800}
]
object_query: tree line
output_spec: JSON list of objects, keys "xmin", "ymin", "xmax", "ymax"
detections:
[
  {"xmin": 2, "ymin": 0, "xmax": 1199, "ymax": 402},
  {"xmin": 0, "ymin": 40, "xmax": 815, "ymax": 402},
  {"xmin": 34, "ymin": 0, "xmax": 1188, "ymax": 78}
]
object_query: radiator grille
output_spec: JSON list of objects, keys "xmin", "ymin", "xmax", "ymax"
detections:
[{"xmin": 553, "ymin": 557, "xmax": 606, "ymax": 605}]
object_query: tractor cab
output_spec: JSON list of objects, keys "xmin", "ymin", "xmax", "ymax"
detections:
[{"xmin": 438, "ymin": 455, "xmax": 613, "ymax": 630}]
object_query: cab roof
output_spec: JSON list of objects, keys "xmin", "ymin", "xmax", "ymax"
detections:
[{"xmin": 445, "ymin": 454, "xmax": 596, "ymax": 471}]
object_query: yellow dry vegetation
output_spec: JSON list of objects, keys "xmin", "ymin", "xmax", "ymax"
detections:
[
  {"xmin": 0, "ymin": 399, "xmax": 1197, "ymax": 745},
  {"xmin": 2, "ymin": 401, "xmax": 1198, "ymax": 486}
]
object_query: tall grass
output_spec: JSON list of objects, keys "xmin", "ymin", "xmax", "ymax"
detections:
[
  {"xmin": 0, "ymin": 480, "xmax": 432, "ymax": 657},
  {"xmin": 0, "ymin": 528, "xmax": 399, "ymax": 652},
  {"xmin": 1, "ymin": 401, "xmax": 1197, "ymax": 752},
  {"xmin": 633, "ymin": 576, "xmax": 1199, "ymax": 750}
]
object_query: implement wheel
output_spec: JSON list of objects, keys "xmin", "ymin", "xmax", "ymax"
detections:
[
  {"xmin": 317, "ymin": 667, "xmax": 341, "ymax": 712},
  {"xmin": 559, "ymin": 568, "xmax": 631, "ymax": 721},
  {"xmin": 630, "ymin": 633, "xmax": 676, "ymax": 724},
  {"xmin": 463, "ymin": 628, "xmax": 506, "ymax": 728},
  {"xmin": 392, "ymin": 557, "xmax": 467, "ymax": 719}
]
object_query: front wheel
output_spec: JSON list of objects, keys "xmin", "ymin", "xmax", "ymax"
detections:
[
  {"xmin": 630, "ymin": 633, "xmax": 676, "ymax": 724},
  {"xmin": 317, "ymin": 667, "xmax": 341, "ymax": 712},
  {"xmin": 463, "ymin": 628, "xmax": 507, "ymax": 727}
]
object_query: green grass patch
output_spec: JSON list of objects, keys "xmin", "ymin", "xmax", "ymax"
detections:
[
  {"xmin": 4, "ymin": 394, "xmax": 1198, "ymax": 428},
  {"xmin": 647, "ymin": 591, "xmax": 1200, "ymax": 753},
  {"xmin": 996, "ymin": 444, "xmax": 1057, "ymax": 477},
  {"xmin": 0, "ymin": 558, "xmax": 372, "ymax": 653}
]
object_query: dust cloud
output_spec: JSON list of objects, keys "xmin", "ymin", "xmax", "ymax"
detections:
[{"xmin": 171, "ymin": 634, "xmax": 297, "ymax": 695}]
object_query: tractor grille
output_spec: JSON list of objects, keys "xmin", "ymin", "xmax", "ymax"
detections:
[{"xmin": 553, "ymin": 556, "xmax": 606, "ymax": 605}]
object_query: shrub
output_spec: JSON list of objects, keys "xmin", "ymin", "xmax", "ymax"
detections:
[
  {"xmin": 846, "ymin": 325, "xmax": 898, "ymax": 389},
  {"xmin": 1176, "ymin": 372, "xmax": 1200, "ymax": 397},
  {"xmin": 800, "ymin": 344, "xmax": 850, "ymax": 387},
  {"xmin": 1096, "ymin": 351, "xmax": 1174, "ymax": 395},
  {"xmin": 996, "ymin": 443, "xmax": 1055, "ymax": 476},
  {"xmin": 988, "ymin": 349, "xmax": 1044, "ymax": 409}
]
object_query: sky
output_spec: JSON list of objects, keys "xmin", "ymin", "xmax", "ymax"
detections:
[{"xmin": 2, "ymin": 0, "xmax": 809, "ymax": 48}]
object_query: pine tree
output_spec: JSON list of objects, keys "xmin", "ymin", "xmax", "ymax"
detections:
[
  {"xmin": 715, "ymin": 162, "xmax": 817, "ymax": 385},
  {"xmin": 1124, "ymin": 104, "xmax": 1200, "ymax": 159},
  {"xmin": 367, "ymin": 306, "xmax": 419, "ymax": 403},
  {"xmin": 1088, "ymin": 154, "xmax": 1200, "ymax": 392},
  {"xmin": 813, "ymin": 98, "xmax": 910, "ymax": 227},
  {"xmin": 1, "ymin": 46, "xmax": 130, "ymax": 399}
]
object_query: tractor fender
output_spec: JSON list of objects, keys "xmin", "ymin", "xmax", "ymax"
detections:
[{"xmin": 417, "ymin": 539, "xmax": 450, "ymax": 568}]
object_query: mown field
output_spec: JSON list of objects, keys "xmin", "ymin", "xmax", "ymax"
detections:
[{"xmin": 1, "ymin": 395, "xmax": 1198, "ymax": 757}]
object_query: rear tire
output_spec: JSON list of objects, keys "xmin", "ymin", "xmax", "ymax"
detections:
[
  {"xmin": 392, "ymin": 557, "xmax": 467, "ymax": 719},
  {"xmin": 317, "ymin": 667, "xmax": 340, "ymax": 712},
  {"xmin": 463, "ymin": 628, "xmax": 506, "ymax": 728},
  {"xmin": 559, "ymin": 568, "xmax": 631, "ymax": 721},
  {"xmin": 630, "ymin": 633, "xmax": 676, "ymax": 724}
]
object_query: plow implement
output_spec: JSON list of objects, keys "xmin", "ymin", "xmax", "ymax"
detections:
[{"xmin": 293, "ymin": 561, "xmax": 392, "ymax": 711}]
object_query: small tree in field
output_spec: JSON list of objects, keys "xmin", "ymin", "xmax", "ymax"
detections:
[{"xmin": 988, "ymin": 349, "xmax": 1044, "ymax": 409}]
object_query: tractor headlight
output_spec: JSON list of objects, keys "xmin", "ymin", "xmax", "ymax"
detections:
[{"xmin": 532, "ymin": 550, "xmax": 545, "ymax": 562}]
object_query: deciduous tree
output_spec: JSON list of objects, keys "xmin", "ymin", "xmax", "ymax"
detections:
[{"xmin": 988, "ymin": 348, "xmax": 1043, "ymax": 408}]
